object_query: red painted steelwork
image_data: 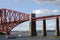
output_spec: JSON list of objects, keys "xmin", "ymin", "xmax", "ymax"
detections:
[
  {"xmin": 0, "ymin": 8, "xmax": 29, "ymax": 34},
  {"xmin": 33, "ymin": 15, "xmax": 60, "ymax": 21},
  {"xmin": 0, "ymin": 8, "xmax": 60, "ymax": 34}
]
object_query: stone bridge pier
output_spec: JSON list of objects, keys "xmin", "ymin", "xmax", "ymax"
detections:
[
  {"xmin": 55, "ymin": 17, "xmax": 59, "ymax": 36},
  {"xmin": 29, "ymin": 13, "xmax": 37, "ymax": 36},
  {"xmin": 29, "ymin": 13, "xmax": 60, "ymax": 36}
]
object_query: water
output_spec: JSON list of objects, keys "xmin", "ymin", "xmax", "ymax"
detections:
[{"xmin": 0, "ymin": 30, "xmax": 60, "ymax": 40}]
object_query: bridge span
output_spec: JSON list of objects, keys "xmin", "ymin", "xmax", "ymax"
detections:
[{"xmin": 0, "ymin": 8, "xmax": 60, "ymax": 36}]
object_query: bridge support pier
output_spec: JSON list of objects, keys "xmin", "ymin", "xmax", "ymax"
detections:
[
  {"xmin": 42, "ymin": 20, "xmax": 46, "ymax": 36},
  {"xmin": 0, "ymin": 32, "xmax": 5, "ymax": 35},
  {"xmin": 6, "ymin": 32, "xmax": 10, "ymax": 35},
  {"xmin": 55, "ymin": 17, "xmax": 59, "ymax": 36},
  {"xmin": 29, "ymin": 13, "xmax": 37, "ymax": 36}
]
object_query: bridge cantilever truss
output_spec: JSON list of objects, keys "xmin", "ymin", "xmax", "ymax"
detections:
[{"xmin": 0, "ymin": 8, "xmax": 29, "ymax": 34}]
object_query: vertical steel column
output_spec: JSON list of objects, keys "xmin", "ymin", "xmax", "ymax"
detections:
[
  {"xmin": 0, "ymin": 10, "xmax": 2, "ymax": 34},
  {"xmin": 29, "ymin": 13, "xmax": 37, "ymax": 36},
  {"xmin": 0, "ymin": 10, "xmax": 2, "ymax": 24},
  {"xmin": 55, "ymin": 17, "xmax": 59, "ymax": 36},
  {"xmin": 4, "ymin": 10, "xmax": 9, "ymax": 35},
  {"xmin": 42, "ymin": 19, "xmax": 46, "ymax": 36}
]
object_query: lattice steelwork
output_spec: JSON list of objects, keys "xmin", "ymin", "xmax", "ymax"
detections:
[{"xmin": 0, "ymin": 8, "xmax": 29, "ymax": 34}]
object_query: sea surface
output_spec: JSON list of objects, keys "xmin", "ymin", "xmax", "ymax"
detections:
[{"xmin": 0, "ymin": 30, "xmax": 60, "ymax": 40}]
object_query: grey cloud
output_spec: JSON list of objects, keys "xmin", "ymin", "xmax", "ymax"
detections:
[{"xmin": 34, "ymin": 0, "xmax": 60, "ymax": 6}]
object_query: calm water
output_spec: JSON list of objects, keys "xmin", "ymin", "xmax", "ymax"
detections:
[{"xmin": 0, "ymin": 31, "xmax": 60, "ymax": 40}]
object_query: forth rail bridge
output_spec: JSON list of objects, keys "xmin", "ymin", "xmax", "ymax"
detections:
[{"xmin": 0, "ymin": 8, "xmax": 60, "ymax": 36}]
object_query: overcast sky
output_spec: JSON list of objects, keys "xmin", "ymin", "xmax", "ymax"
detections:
[{"xmin": 0, "ymin": 0, "xmax": 60, "ymax": 31}]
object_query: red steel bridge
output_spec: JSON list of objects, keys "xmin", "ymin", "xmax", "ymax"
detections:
[{"xmin": 0, "ymin": 8, "xmax": 60, "ymax": 36}]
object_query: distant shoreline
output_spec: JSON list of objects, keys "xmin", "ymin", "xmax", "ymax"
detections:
[{"xmin": 11, "ymin": 30, "xmax": 55, "ymax": 32}]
